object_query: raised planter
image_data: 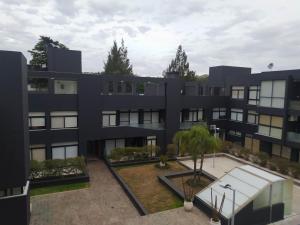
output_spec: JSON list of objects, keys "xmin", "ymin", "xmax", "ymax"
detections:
[{"xmin": 30, "ymin": 173, "xmax": 90, "ymax": 188}]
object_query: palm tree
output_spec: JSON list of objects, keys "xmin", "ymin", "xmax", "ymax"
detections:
[
  {"xmin": 174, "ymin": 125, "xmax": 220, "ymax": 185},
  {"xmin": 173, "ymin": 130, "xmax": 189, "ymax": 156}
]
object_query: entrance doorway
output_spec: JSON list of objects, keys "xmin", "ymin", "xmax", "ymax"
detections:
[{"xmin": 87, "ymin": 140, "xmax": 103, "ymax": 160}]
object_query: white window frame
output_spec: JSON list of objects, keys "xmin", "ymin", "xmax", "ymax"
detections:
[{"xmin": 51, "ymin": 111, "xmax": 78, "ymax": 129}]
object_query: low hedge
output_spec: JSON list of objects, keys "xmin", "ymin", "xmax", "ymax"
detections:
[{"xmin": 30, "ymin": 157, "xmax": 86, "ymax": 180}]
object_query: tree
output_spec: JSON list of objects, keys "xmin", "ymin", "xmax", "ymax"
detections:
[
  {"xmin": 103, "ymin": 39, "xmax": 133, "ymax": 75},
  {"xmin": 174, "ymin": 125, "xmax": 221, "ymax": 185},
  {"xmin": 163, "ymin": 45, "xmax": 196, "ymax": 80},
  {"xmin": 28, "ymin": 36, "xmax": 68, "ymax": 67}
]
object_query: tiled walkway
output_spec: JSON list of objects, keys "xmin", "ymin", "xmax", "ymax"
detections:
[{"xmin": 30, "ymin": 160, "xmax": 210, "ymax": 225}]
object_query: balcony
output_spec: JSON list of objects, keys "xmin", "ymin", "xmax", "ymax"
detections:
[
  {"xmin": 119, "ymin": 123, "xmax": 165, "ymax": 130},
  {"xmin": 287, "ymin": 132, "xmax": 300, "ymax": 144},
  {"xmin": 180, "ymin": 121, "xmax": 207, "ymax": 130}
]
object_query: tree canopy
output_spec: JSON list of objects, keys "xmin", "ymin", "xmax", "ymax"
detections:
[
  {"xmin": 103, "ymin": 39, "xmax": 133, "ymax": 75},
  {"xmin": 163, "ymin": 45, "xmax": 196, "ymax": 80},
  {"xmin": 28, "ymin": 36, "xmax": 68, "ymax": 67}
]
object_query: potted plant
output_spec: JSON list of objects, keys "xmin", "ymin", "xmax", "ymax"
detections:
[
  {"xmin": 159, "ymin": 154, "xmax": 168, "ymax": 167},
  {"xmin": 210, "ymin": 189, "xmax": 225, "ymax": 225},
  {"xmin": 182, "ymin": 177, "xmax": 195, "ymax": 211}
]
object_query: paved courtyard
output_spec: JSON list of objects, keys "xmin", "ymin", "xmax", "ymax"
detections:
[{"xmin": 30, "ymin": 160, "xmax": 210, "ymax": 225}]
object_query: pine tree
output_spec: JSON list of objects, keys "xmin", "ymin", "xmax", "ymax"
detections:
[
  {"xmin": 28, "ymin": 36, "xmax": 68, "ymax": 67},
  {"xmin": 103, "ymin": 39, "xmax": 133, "ymax": 75},
  {"xmin": 163, "ymin": 45, "xmax": 196, "ymax": 80}
]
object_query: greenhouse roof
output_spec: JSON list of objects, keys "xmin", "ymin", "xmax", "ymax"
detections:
[{"xmin": 196, "ymin": 165, "xmax": 284, "ymax": 219}]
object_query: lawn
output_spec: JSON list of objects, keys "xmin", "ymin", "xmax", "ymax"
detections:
[
  {"xmin": 115, "ymin": 161, "xmax": 187, "ymax": 213},
  {"xmin": 30, "ymin": 182, "xmax": 89, "ymax": 196}
]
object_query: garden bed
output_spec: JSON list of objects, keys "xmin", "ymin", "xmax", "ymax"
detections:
[{"xmin": 114, "ymin": 161, "xmax": 187, "ymax": 214}]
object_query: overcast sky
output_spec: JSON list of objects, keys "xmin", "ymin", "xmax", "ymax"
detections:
[{"xmin": 1, "ymin": 0, "xmax": 300, "ymax": 77}]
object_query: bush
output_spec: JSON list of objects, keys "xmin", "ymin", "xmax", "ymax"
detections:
[
  {"xmin": 221, "ymin": 141, "xmax": 233, "ymax": 153},
  {"xmin": 240, "ymin": 148, "xmax": 251, "ymax": 160},
  {"xmin": 290, "ymin": 163, "xmax": 300, "ymax": 179},
  {"xmin": 30, "ymin": 157, "xmax": 86, "ymax": 180},
  {"xmin": 256, "ymin": 152, "xmax": 269, "ymax": 167},
  {"xmin": 166, "ymin": 144, "xmax": 177, "ymax": 158},
  {"xmin": 110, "ymin": 146, "xmax": 160, "ymax": 161}
]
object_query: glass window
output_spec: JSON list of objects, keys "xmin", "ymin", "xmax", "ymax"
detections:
[
  {"xmin": 231, "ymin": 86, "xmax": 244, "ymax": 99},
  {"xmin": 258, "ymin": 115, "xmax": 283, "ymax": 139},
  {"xmin": 120, "ymin": 112, "xmax": 130, "ymax": 125},
  {"xmin": 248, "ymin": 86, "xmax": 260, "ymax": 105},
  {"xmin": 51, "ymin": 111, "xmax": 78, "ymax": 129},
  {"xmin": 230, "ymin": 108, "xmax": 243, "ymax": 122},
  {"xmin": 228, "ymin": 130, "xmax": 242, "ymax": 137},
  {"xmin": 260, "ymin": 80, "xmax": 286, "ymax": 108},
  {"xmin": 130, "ymin": 112, "xmax": 139, "ymax": 124},
  {"xmin": 30, "ymin": 144, "xmax": 46, "ymax": 161},
  {"xmin": 272, "ymin": 144, "xmax": 291, "ymax": 159},
  {"xmin": 102, "ymin": 111, "xmax": 116, "ymax": 127},
  {"xmin": 182, "ymin": 109, "xmax": 203, "ymax": 122},
  {"xmin": 125, "ymin": 81, "xmax": 132, "ymax": 93},
  {"xmin": 28, "ymin": 112, "xmax": 46, "ymax": 130},
  {"xmin": 51, "ymin": 142, "xmax": 78, "ymax": 159},
  {"xmin": 143, "ymin": 110, "xmax": 160, "ymax": 124},
  {"xmin": 117, "ymin": 81, "xmax": 123, "ymax": 93},
  {"xmin": 54, "ymin": 80, "xmax": 77, "ymax": 94},
  {"xmin": 108, "ymin": 81, "xmax": 114, "ymax": 94},
  {"xmin": 136, "ymin": 83, "xmax": 144, "ymax": 95},
  {"xmin": 247, "ymin": 110, "xmax": 258, "ymax": 124},
  {"xmin": 212, "ymin": 108, "xmax": 226, "ymax": 120},
  {"xmin": 28, "ymin": 78, "xmax": 48, "ymax": 92}
]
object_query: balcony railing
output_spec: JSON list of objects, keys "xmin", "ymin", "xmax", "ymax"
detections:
[
  {"xmin": 180, "ymin": 121, "xmax": 207, "ymax": 130},
  {"xmin": 287, "ymin": 132, "xmax": 300, "ymax": 144},
  {"xmin": 289, "ymin": 100, "xmax": 300, "ymax": 111},
  {"xmin": 120, "ymin": 123, "xmax": 165, "ymax": 130}
]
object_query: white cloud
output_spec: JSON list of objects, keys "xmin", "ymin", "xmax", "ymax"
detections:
[{"xmin": 1, "ymin": 0, "xmax": 300, "ymax": 76}]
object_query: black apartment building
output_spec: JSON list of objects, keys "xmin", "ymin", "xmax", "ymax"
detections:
[
  {"xmin": 23, "ymin": 48, "xmax": 300, "ymax": 161},
  {"xmin": 1, "ymin": 47, "xmax": 300, "ymax": 224},
  {"xmin": 25, "ymin": 47, "xmax": 300, "ymax": 163}
]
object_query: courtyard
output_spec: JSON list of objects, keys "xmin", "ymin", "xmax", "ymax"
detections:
[{"xmin": 30, "ymin": 160, "xmax": 210, "ymax": 225}]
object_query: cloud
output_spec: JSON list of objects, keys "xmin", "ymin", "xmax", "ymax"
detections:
[{"xmin": 1, "ymin": 0, "xmax": 300, "ymax": 75}]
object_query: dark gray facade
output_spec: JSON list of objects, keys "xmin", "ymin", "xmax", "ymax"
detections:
[
  {"xmin": 0, "ymin": 50, "xmax": 30, "ymax": 225},
  {"xmin": 24, "ymin": 48, "xmax": 300, "ymax": 163}
]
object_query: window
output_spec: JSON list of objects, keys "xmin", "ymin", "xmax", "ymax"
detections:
[
  {"xmin": 117, "ymin": 81, "xmax": 123, "ymax": 93},
  {"xmin": 30, "ymin": 144, "xmax": 46, "ymax": 161},
  {"xmin": 198, "ymin": 86, "xmax": 204, "ymax": 96},
  {"xmin": 181, "ymin": 109, "xmax": 203, "ymax": 122},
  {"xmin": 230, "ymin": 108, "xmax": 243, "ymax": 122},
  {"xmin": 119, "ymin": 111, "xmax": 139, "ymax": 125},
  {"xmin": 260, "ymin": 80, "xmax": 286, "ymax": 108},
  {"xmin": 28, "ymin": 112, "xmax": 46, "ymax": 130},
  {"xmin": 51, "ymin": 142, "xmax": 78, "ymax": 159},
  {"xmin": 104, "ymin": 139, "xmax": 125, "ymax": 156},
  {"xmin": 54, "ymin": 80, "xmax": 77, "ymax": 94},
  {"xmin": 258, "ymin": 115, "xmax": 283, "ymax": 139},
  {"xmin": 102, "ymin": 111, "xmax": 116, "ymax": 127},
  {"xmin": 228, "ymin": 130, "xmax": 242, "ymax": 137},
  {"xmin": 51, "ymin": 111, "xmax": 78, "ymax": 129},
  {"xmin": 231, "ymin": 86, "xmax": 244, "ymax": 99},
  {"xmin": 108, "ymin": 81, "xmax": 114, "ymax": 94},
  {"xmin": 248, "ymin": 86, "xmax": 260, "ymax": 105},
  {"xmin": 28, "ymin": 78, "xmax": 48, "ymax": 92},
  {"xmin": 247, "ymin": 110, "xmax": 258, "ymax": 124},
  {"xmin": 143, "ymin": 110, "xmax": 159, "ymax": 124},
  {"xmin": 212, "ymin": 108, "xmax": 226, "ymax": 120},
  {"xmin": 244, "ymin": 134, "xmax": 260, "ymax": 153},
  {"xmin": 136, "ymin": 83, "xmax": 144, "ymax": 95},
  {"xmin": 272, "ymin": 144, "xmax": 291, "ymax": 159},
  {"xmin": 125, "ymin": 81, "xmax": 132, "ymax": 93}
]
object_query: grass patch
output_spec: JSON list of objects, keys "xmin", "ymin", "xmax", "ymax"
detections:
[
  {"xmin": 30, "ymin": 182, "xmax": 89, "ymax": 196},
  {"xmin": 115, "ymin": 161, "xmax": 187, "ymax": 213}
]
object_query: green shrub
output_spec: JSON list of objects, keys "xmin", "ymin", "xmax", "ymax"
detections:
[
  {"xmin": 110, "ymin": 146, "xmax": 160, "ymax": 161},
  {"xmin": 268, "ymin": 162, "xmax": 277, "ymax": 171},
  {"xmin": 221, "ymin": 141, "xmax": 233, "ymax": 153},
  {"xmin": 166, "ymin": 144, "xmax": 177, "ymax": 158},
  {"xmin": 290, "ymin": 163, "xmax": 300, "ymax": 179},
  {"xmin": 240, "ymin": 148, "xmax": 251, "ymax": 160},
  {"xmin": 159, "ymin": 155, "xmax": 168, "ymax": 165},
  {"xmin": 30, "ymin": 157, "xmax": 86, "ymax": 180},
  {"xmin": 257, "ymin": 152, "xmax": 269, "ymax": 167}
]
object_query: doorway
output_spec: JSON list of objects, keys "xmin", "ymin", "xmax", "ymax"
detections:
[{"xmin": 87, "ymin": 140, "xmax": 103, "ymax": 160}]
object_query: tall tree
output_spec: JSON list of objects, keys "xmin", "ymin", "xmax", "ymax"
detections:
[
  {"xmin": 28, "ymin": 36, "xmax": 68, "ymax": 67},
  {"xmin": 163, "ymin": 45, "xmax": 196, "ymax": 80},
  {"xmin": 103, "ymin": 39, "xmax": 133, "ymax": 75}
]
